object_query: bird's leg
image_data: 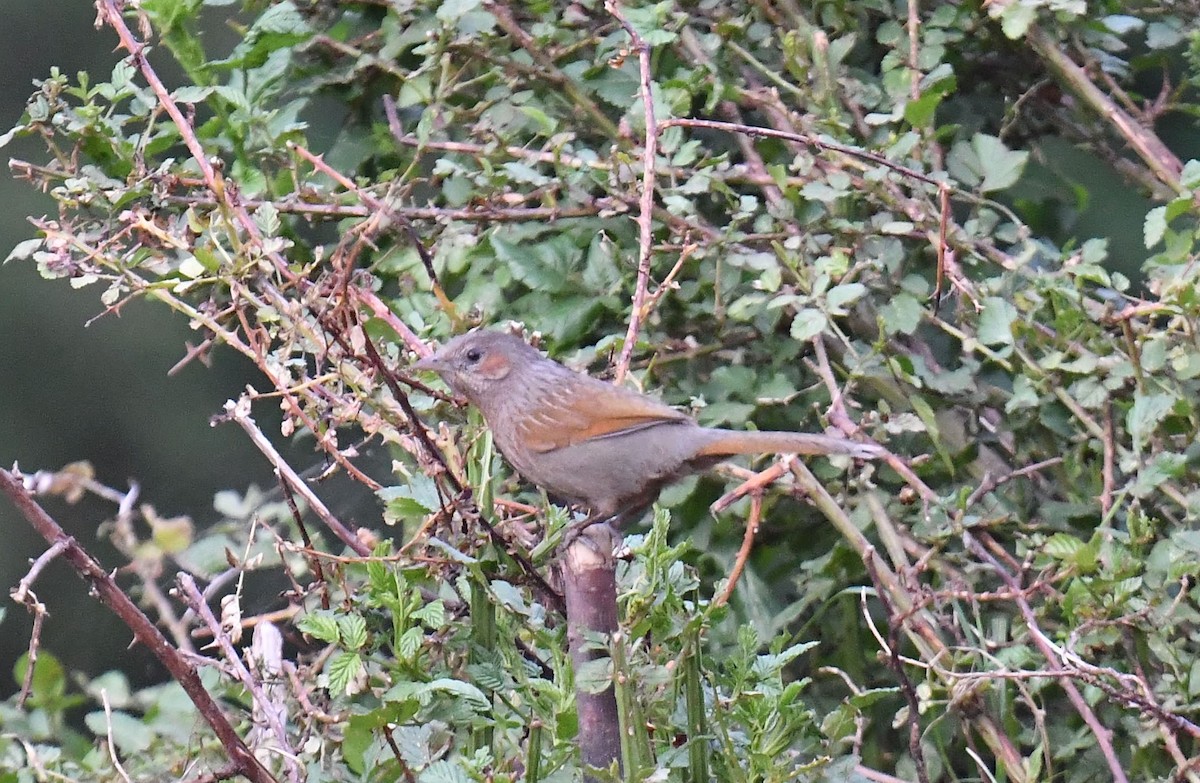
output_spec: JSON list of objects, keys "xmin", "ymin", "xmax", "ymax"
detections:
[
  {"xmin": 559, "ymin": 496, "xmax": 658, "ymax": 553},
  {"xmin": 560, "ymin": 509, "xmax": 618, "ymax": 553}
]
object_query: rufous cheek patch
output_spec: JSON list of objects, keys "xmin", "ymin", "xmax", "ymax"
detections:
[{"xmin": 478, "ymin": 352, "xmax": 512, "ymax": 380}]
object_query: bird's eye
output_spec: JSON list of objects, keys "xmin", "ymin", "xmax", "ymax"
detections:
[{"xmin": 464, "ymin": 348, "xmax": 482, "ymax": 363}]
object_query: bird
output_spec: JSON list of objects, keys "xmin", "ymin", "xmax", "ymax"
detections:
[{"xmin": 414, "ymin": 330, "xmax": 883, "ymax": 527}]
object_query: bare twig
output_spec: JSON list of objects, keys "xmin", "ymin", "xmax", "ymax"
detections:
[
  {"xmin": 11, "ymin": 540, "xmax": 64, "ymax": 708},
  {"xmin": 963, "ymin": 531, "xmax": 1130, "ymax": 783},
  {"xmin": 608, "ymin": 0, "xmax": 660, "ymax": 384},
  {"xmin": 1027, "ymin": 25, "xmax": 1187, "ymax": 198},
  {"xmin": 220, "ymin": 396, "xmax": 368, "ymax": 556},
  {"xmin": 659, "ymin": 117, "xmax": 943, "ymax": 187},
  {"xmin": 963, "ymin": 457, "xmax": 1063, "ymax": 509},
  {"xmin": 714, "ymin": 492, "xmax": 763, "ymax": 608},
  {"xmin": 0, "ymin": 468, "xmax": 276, "ymax": 783},
  {"xmin": 863, "ymin": 555, "xmax": 931, "ymax": 783},
  {"xmin": 1101, "ymin": 402, "xmax": 1116, "ymax": 518},
  {"xmin": 102, "ymin": 689, "xmax": 135, "ymax": 783},
  {"xmin": 177, "ymin": 575, "xmax": 301, "ymax": 783},
  {"xmin": 486, "ymin": 0, "xmax": 618, "ymax": 137},
  {"xmin": 786, "ymin": 461, "xmax": 1028, "ymax": 780},
  {"xmin": 809, "ymin": 334, "xmax": 938, "ymax": 504}
]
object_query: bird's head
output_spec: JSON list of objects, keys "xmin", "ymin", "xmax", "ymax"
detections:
[{"xmin": 413, "ymin": 329, "xmax": 540, "ymax": 405}]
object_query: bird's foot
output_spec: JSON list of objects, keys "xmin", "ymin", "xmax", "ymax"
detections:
[{"xmin": 559, "ymin": 512, "xmax": 619, "ymax": 555}]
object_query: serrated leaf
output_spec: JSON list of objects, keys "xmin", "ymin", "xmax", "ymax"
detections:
[
  {"xmin": 253, "ymin": 202, "xmax": 280, "ymax": 237},
  {"xmin": 412, "ymin": 600, "xmax": 446, "ymax": 627},
  {"xmin": 904, "ymin": 90, "xmax": 943, "ymax": 128},
  {"xmin": 1181, "ymin": 160, "xmax": 1200, "ymax": 190},
  {"xmin": 821, "ymin": 703, "xmax": 857, "ymax": 742},
  {"xmin": 378, "ymin": 475, "xmax": 441, "ymax": 524},
  {"xmin": 992, "ymin": 2, "xmax": 1036, "ymax": 39},
  {"xmin": 1003, "ymin": 374, "xmax": 1041, "ymax": 413},
  {"xmin": 880, "ymin": 292, "xmax": 923, "ymax": 335},
  {"xmin": 328, "ymin": 651, "xmax": 364, "ymax": 695},
  {"xmin": 575, "ymin": 657, "xmax": 614, "ymax": 695},
  {"xmin": 398, "ymin": 626, "xmax": 424, "ymax": 661},
  {"xmin": 1146, "ymin": 21, "xmax": 1183, "ymax": 50},
  {"xmin": 949, "ymin": 134, "xmax": 1028, "ymax": 192},
  {"xmin": 756, "ymin": 640, "xmax": 818, "ymax": 673},
  {"xmin": 338, "ymin": 614, "xmax": 368, "ymax": 650},
  {"xmin": 423, "ymin": 678, "xmax": 491, "ymax": 712},
  {"xmin": 436, "ymin": 0, "xmax": 482, "ymax": 21},
  {"xmin": 419, "ymin": 761, "xmax": 472, "ymax": 783},
  {"xmin": 297, "ymin": 612, "xmax": 340, "ymax": 643},
  {"xmin": 975, "ymin": 135, "xmax": 1027, "ymax": 192},
  {"xmin": 847, "ymin": 687, "xmax": 901, "ymax": 708},
  {"xmin": 1043, "ymin": 533, "xmax": 1084, "ymax": 560}
]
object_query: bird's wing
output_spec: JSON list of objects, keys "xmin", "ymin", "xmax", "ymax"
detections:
[{"xmin": 518, "ymin": 377, "xmax": 691, "ymax": 453}]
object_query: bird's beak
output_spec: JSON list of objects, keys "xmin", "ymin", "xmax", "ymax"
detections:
[{"xmin": 412, "ymin": 352, "xmax": 446, "ymax": 373}]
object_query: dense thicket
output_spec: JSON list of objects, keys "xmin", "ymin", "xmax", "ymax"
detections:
[{"xmin": 5, "ymin": 1, "xmax": 1200, "ymax": 781}]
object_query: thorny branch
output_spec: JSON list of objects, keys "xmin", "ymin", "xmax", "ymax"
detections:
[
  {"xmin": 10, "ymin": 3, "xmax": 1197, "ymax": 780},
  {"xmin": 608, "ymin": 0, "xmax": 661, "ymax": 385},
  {"xmin": 0, "ymin": 468, "xmax": 277, "ymax": 783}
]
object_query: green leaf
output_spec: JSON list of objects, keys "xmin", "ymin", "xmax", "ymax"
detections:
[
  {"xmin": 1181, "ymin": 160, "xmax": 1200, "ymax": 190},
  {"xmin": 1043, "ymin": 533, "xmax": 1083, "ymax": 560},
  {"xmin": 903, "ymin": 90, "xmax": 943, "ymax": 128},
  {"xmin": 910, "ymin": 393, "xmax": 944, "ymax": 448},
  {"xmin": 423, "ymin": 678, "xmax": 492, "ymax": 712},
  {"xmin": 436, "ymin": 0, "xmax": 482, "ymax": 23},
  {"xmin": 1146, "ymin": 21, "xmax": 1183, "ymax": 49},
  {"xmin": 253, "ymin": 202, "xmax": 280, "ymax": 238},
  {"xmin": 84, "ymin": 710, "xmax": 154, "ymax": 754},
  {"xmin": 328, "ymin": 651, "xmax": 364, "ymax": 695},
  {"xmin": 412, "ymin": 599, "xmax": 446, "ymax": 627},
  {"xmin": 826, "ymin": 282, "xmax": 867, "ymax": 311},
  {"xmin": 338, "ymin": 614, "xmax": 368, "ymax": 650},
  {"xmin": 977, "ymin": 297, "xmax": 1018, "ymax": 346},
  {"xmin": 1127, "ymin": 392, "xmax": 1175, "ymax": 450},
  {"xmin": 6, "ymin": 238, "xmax": 43, "ymax": 264},
  {"xmin": 420, "ymin": 761, "xmax": 473, "ymax": 783},
  {"xmin": 178, "ymin": 255, "xmax": 207, "ymax": 279},
  {"xmin": 575, "ymin": 657, "xmax": 614, "ymax": 695},
  {"xmin": 378, "ymin": 475, "xmax": 441, "ymax": 524},
  {"xmin": 398, "ymin": 626, "xmax": 424, "ymax": 660},
  {"xmin": 821, "ymin": 703, "xmax": 857, "ymax": 742},
  {"xmin": 297, "ymin": 612, "xmax": 340, "ymax": 644},
  {"xmin": 990, "ymin": 2, "xmax": 1037, "ymax": 39},
  {"xmin": 880, "ymin": 292, "xmax": 924, "ymax": 335},
  {"xmin": 1144, "ymin": 205, "xmax": 1167, "ymax": 249},
  {"xmin": 621, "ymin": 2, "xmax": 678, "ymax": 46},
  {"xmin": 790, "ymin": 308, "xmax": 827, "ymax": 341},
  {"xmin": 948, "ymin": 134, "xmax": 1028, "ymax": 192},
  {"xmin": 15, "ymin": 652, "xmax": 66, "ymax": 706}
]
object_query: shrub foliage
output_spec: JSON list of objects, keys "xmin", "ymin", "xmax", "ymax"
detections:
[{"xmin": 5, "ymin": 0, "xmax": 1200, "ymax": 781}]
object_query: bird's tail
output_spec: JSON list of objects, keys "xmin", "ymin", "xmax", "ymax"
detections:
[{"xmin": 694, "ymin": 429, "xmax": 884, "ymax": 460}]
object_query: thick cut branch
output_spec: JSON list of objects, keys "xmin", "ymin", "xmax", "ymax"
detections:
[{"xmin": 560, "ymin": 523, "xmax": 622, "ymax": 779}]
